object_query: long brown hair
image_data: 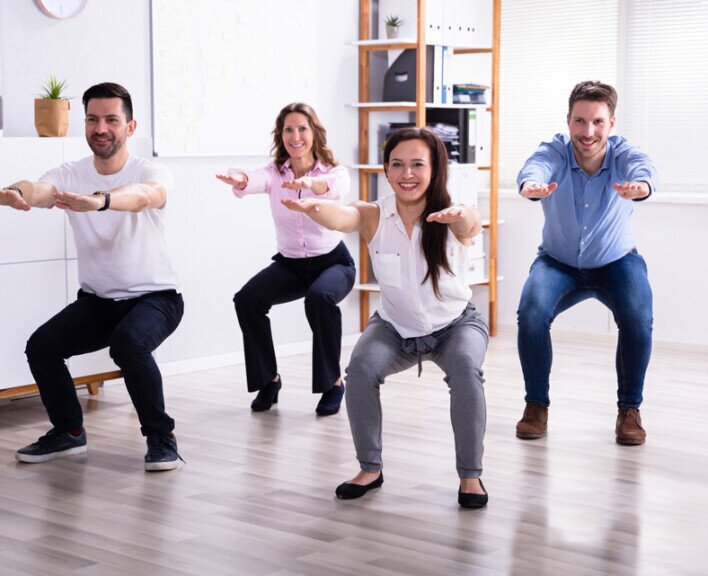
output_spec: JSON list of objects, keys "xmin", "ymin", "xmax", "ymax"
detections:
[
  {"xmin": 271, "ymin": 102, "xmax": 338, "ymax": 168},
  {"xmin": 383, "ymin": 127, "xmax": 453, "ymax": 298}
]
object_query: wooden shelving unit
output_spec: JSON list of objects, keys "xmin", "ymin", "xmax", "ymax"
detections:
[{"xmin": 355, "ymin": 0, "xmax": 501, "ymax": 335}]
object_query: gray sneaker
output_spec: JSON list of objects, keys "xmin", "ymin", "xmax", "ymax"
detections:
[
  {"xmin": 16, "ymin": 428, "xmax": 87, "ymax": 463},
  {"xmin": 145, "ymin": 432, "xmax": 184, "ymax": 471}
]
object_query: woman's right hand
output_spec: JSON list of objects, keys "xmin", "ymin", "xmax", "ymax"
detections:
[
  {"xmin": 215, "ymin": 172, "xmax": 248, "ymax": 190},
  {"xmin": 281, "ymin": 197, "xmax": 321, "ymax": 213}
]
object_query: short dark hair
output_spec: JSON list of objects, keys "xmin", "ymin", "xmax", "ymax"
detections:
[
  {"xmin": 383, "ymin": 127, "xmax": 453, "ymax": 299},
  {"xmin": 82, "ymin": 82, "xmax": 133, "ymax": 121},
  {"xmin": 568, "ymin": 81, "xmax": 617, "ymax": 117}
]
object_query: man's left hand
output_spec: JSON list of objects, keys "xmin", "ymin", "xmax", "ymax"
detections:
[
  {"xmin": 614, "ymin": 181, "xmax": 650, "ymax": 200},
  {"xmin": 53, "ymin": 191, "xmax": 104, "ymax": 212}
]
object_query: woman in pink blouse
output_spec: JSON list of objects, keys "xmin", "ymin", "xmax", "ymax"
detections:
[{"xmin": 216, "ymin": 103, "xmax": 355, "ymax": 416}]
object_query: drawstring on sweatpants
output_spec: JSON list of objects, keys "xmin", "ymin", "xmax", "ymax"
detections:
[{"xmin": 401, "ymin": 334, "xmax": 439, "ymax": 377}]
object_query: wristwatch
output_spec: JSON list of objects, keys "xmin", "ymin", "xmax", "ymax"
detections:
[{"xmin": 93, "ymin": 191, "xmax": 111, "ymax": 211}]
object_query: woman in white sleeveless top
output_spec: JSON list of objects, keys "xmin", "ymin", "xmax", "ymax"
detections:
[{"xmin": 283, "ymin": 127, "xmax": 489, "ymax": 509}]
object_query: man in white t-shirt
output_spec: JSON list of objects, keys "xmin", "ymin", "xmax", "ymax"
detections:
[{"xmin": 0, "ymin": 83, "xmax": 184, "ymax": 471}]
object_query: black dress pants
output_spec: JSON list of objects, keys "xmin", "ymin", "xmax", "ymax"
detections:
[{"xmin": 234, "ymin": 241, "xmax": 356, "ymax": 394}]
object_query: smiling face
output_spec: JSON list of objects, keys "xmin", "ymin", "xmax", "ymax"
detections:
[
  {"xmin": 85, "ymin": 97, "xmax": 135, "ymax": 160},
  {"xmin": 567, "ymin": 99, "xmax": 615, "ymax": 173},
  {"xmin": 384, "ymin": 138, "xmax": 432, "ymax": 207},
  {"xmin": 281, "ymin": 112, "xmax": 315, "ymax": 163}
]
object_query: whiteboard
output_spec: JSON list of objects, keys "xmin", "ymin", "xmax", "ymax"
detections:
[{"xmin": 150, "ymin": 0, "xmax": 317, "ymax": 157}]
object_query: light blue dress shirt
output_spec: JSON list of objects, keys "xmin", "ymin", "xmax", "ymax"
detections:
[{"xmin": 518, "ymin": 134, "xmax": 658, "ymax": 269}]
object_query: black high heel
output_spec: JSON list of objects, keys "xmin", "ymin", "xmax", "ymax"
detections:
[{"xmin": 251, "ymin": 376, "xmax": 282, "ymax": 412}]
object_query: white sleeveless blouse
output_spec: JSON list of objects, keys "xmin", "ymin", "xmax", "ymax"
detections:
[{"xmin": 369, "ymin": 194, "xmax": 473, "ymax": 338}]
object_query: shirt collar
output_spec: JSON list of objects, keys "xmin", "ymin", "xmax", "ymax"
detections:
[
  {"xmin": 569, "ymin": 138, "xmax": 613, "ymax": 174},
  {"xmin": 280, "ymin": 158, "xmax": 325, "ymax": 175}
]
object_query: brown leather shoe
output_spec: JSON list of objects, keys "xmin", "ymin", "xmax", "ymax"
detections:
[
  {"xmin": 516, "ymin": 403, "xmax": 548, "ymax": 439},
  {"xmin": 616, "ymin": 408, "xmax": 646, "ymax": 445}
]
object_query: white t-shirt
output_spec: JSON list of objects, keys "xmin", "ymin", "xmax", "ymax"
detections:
[
  {"xmin": 41, "ymin": 155, "xmax": 180, "ymax": 299},
  {"xmin": 370, "ymin": 194, "xmax": 472, "ymax": 338}
]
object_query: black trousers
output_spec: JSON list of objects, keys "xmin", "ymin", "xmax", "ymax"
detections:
[
  {"xmin": 25, "ymin": 289, "xmax": 184, "ymax": 436},
  {"xmin": 234, "ymin": 241, "xmax": 356, "ymax": 394}
]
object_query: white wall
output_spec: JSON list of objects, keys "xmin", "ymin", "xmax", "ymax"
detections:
[{"xmin": 0, "ymin": 0, "xmax": 361, "ymax": 376}]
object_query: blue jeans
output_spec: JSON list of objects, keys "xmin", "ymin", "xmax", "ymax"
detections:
[
  {"xmin": 25, "ymin": 289, "xmax": 184, "ymax": 436},
  {"xmin": 517, "ymin": 250, "xmax": 652, "ymax": 409}
]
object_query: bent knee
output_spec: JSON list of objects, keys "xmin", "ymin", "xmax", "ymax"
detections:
[
  {"xmin": 109, "ymin": 333, "xmax": 149, "ymax": 363},
  {"xmin": 25, "ymin": 327, "xmax": 54, "ymax": 361}
]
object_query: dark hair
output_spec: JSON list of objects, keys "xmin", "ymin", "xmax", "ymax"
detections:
[
  {"xmin": 82, "ymin": 82, "xmax": 133, "ymax": 121},
  {"xmin": 383, "ymin": 127, "xmax": 453, "ymax": 299},
  {"xmin": 271, "ymin": 102, "xmax": 337, "ymax": 168},
  {"xmin": 568, "ymin": 81, "xmax": 617, "ymax": 117}
]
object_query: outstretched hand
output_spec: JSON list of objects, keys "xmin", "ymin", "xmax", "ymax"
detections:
[
  {"xmin": 521, "ymin": 181, "xmax": 558, "ymax": 199},
  {"xmin": 53, "ymin": 191, "xmax": 104, "ymax": 212},
  {"xmin": 281, "ymin": 197, "xmax": 321, "ymax": 213},
  {"xmin": 0, "ymin": 188, "xmax": 31, "ymax": 211},
  {"xmin": 215, "ymin": 172, "xmax": 248, "ymax": 190},
  {"xmin": 614, "ymin": 181, "xmax": 649, "ymax": 200},
  {"xmin": 426, "ymin": 205, "xmax": 466, "ymax": 224},
  {"xmin": 282, "ymin": 176, "xmax": 314, "ymax": 191}
]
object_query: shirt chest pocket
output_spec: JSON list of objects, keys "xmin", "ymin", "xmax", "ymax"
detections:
[{"xmin": 374, "ymin": 252, "xmax": 402, "ymax": 289}]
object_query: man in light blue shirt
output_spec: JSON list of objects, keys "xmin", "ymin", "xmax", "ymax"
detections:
[{"xmin": 515, "ymin": 81, "xmax": 657, "ymax": 446}]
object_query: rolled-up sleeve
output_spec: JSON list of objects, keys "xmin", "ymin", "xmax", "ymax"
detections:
[{"xmin": 317, "ymin": 165, "xmax": 350, "ymax": 202}]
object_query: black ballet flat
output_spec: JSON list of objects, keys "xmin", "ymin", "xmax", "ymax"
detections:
[
  {"xmin": 458, "ymin": 479, "xmax": 488, "ymax": 509},
  {"xmin": 251, "ymin": 377, "xmax": 282, "ymax": 412},
  {"xmin": 335, "ymin": 472, "xmax": 384, "ymax": 500}
]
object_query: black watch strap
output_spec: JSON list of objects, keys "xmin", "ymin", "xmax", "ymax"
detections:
[{"xmin": 93, "ymin": 191, "xmax": 111, "ymax": 211}]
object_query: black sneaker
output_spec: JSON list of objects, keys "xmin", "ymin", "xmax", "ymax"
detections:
[
  {"xmin": 145, "ymin": 432, "xmax": 184, "ymax": 471},
  {"xmin": 16, "ymin": 428, "xmax": 87, "ymax": 463}
]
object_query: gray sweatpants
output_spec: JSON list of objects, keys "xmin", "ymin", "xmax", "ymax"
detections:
[{"xmin": 344, "ymin": 302, "xmax": 489, "ymax": 479}]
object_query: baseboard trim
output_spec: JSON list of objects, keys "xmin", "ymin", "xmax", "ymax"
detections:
[{"xmin": 159, "ymin": 333, "xmax": 361, "ymax": 377}]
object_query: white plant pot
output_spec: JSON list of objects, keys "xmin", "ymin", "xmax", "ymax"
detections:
[{"xmin": 386, "ymin": 25, "xmax": 399, "ymax": 39}]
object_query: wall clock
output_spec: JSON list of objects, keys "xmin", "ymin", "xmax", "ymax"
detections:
[{"xmin": 35, "ymin": 0, "xmax": 87, "ymax": 19}]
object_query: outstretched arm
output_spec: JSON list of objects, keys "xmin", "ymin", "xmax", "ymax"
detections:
[
  {"xmin": 215, "ymin": 171, "xmax": 248, "ymax": 190},
  {"xmin": 281, "ymin": 197, "xmax": 379, "ymax": 241},
  {"xmin": 520, "ymin": 180, "xmax": 558, "ymax": 199},
  {"xmin": 0, "ymin": 180, "xmax": 56, "ymax": 210},
  {"xmin": 53, "ymin": 182, "xmax": 168, "ymax": 213},
  {"xmin": 426, "ymin": 204, "xmax": 482, "ymax": 244},
  {"xmin": 614, "ymin": 181, "xmax": 650, "ymax": 200},
  {"xmin": 281, "ymin": 176, "xmax": 330, "ymax": 195}
]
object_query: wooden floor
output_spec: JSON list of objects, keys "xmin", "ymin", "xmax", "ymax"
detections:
[{"xmin": 1, "ymin": 328, "xmax": 707, "ymax": 576}]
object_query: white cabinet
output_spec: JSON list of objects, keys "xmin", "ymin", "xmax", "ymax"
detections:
[
  {"xmin": 0, "ymin": 138, "xmax": 66, "ymax": 264},
  {"xmin": 0, "ymin": 261, "xmax": 67, "ymax": 388}
]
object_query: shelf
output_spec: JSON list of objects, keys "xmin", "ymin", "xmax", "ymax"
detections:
[
  {"xmin": 352, "ymin": 38, "xmax": 418, "ymax": 50},
  {"xmin": 351, "ymin": 102, "xmax": 488, "ymax": 110},
  {"xmin": 351, "ymin": 102, "xmax": 417, "ymax": 111},
  {"xmin": 355, "ymin": 276, "xmax": 504, "ymax": 294}
]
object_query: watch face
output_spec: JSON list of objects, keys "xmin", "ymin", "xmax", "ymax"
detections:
[{"xmin": 35, "ymin": 0, "xmax": 87, "ymax": 19}]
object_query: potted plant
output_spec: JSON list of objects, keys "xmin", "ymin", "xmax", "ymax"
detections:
[
  {"xmin": 385, "ymin": 14, "xmax": 404, "ymax": 39},
  {"xmin": 34, "ymin": 75, "xmax": 70, "ymax": 137}
]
